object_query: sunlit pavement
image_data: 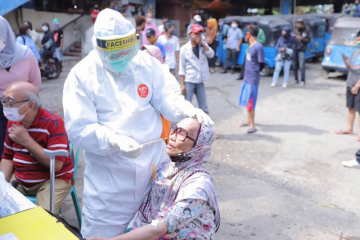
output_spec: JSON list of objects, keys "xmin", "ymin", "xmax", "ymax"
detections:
[{"xmin": 40, "ymin": 59, "xmax": 360, "ymax": 239}]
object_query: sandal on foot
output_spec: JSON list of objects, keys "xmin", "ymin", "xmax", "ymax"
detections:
[
  {"xmin": 239, "ymin": 123, "xmax": 249, "ymax": 127},
  {"xmin": 247, "ymin": 128, "xmax": 257, "ymax": 134}
]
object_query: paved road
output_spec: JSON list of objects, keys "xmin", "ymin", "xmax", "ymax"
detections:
[{"xmin": 40, "ymin": 59, "xmax": 360, "ymax": 240}]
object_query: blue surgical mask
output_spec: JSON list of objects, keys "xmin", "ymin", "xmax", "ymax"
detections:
[
  {"xmin": 110, "ymin": 60, "xmax": 132, "ymax": 72},
  {"xmin": 358, "ymin": 41, "xmax": 360, "ymax": 48},
  {"xmin": 3, "ymin": 102, "xmax": 29, "ymax": 122}
]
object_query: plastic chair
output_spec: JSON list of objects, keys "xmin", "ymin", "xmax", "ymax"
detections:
[{"xmin": 26, "ymin": 142, "xmax": 82, "ymax": 228}]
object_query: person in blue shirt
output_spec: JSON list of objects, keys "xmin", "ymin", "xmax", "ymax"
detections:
[
  {"xmin": 343, "ymin": 3, "xmax": 352, "ymax": 14},
  {"xmin": 145, "ymin": 28, "xmax": 166, "ymax": 62},
  {"xmin": 16, "ymin": 25, "xmax": 41, "ymax": 63},
  {"xmin": 353, "ymin": 0, "xmax": 360, "ymax": 17}
]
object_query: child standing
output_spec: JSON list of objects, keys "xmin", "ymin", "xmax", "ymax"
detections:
[{"xmin": 238, "ymin": 25, "xmax": 265, "ymax": 133}]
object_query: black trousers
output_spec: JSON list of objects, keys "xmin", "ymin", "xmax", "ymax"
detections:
[
  {"xmin": 223, "ymin": 48, "xmax": 238, "ymax": 70},
  {"xmin": 208, "ymin": 41, "xmax": 218, "ymax": 68}
]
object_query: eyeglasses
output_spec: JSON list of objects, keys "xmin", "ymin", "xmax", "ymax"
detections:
[
  {"xmin": 170, "ymin": 124, "xmax": 196, "ymax": 142},
  {"xmin": 1, "ymin": 98, "xmax": 29, "ymax": 108}
]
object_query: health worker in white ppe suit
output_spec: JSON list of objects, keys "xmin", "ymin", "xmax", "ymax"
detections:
[{"xmin": 62, "ymin": 9, "xmax": 214, "ymax": 239}]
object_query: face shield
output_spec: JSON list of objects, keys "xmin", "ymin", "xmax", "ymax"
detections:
[{"xmin": 96, "ymin": 30, "xmax": 139, "ymax": 72}]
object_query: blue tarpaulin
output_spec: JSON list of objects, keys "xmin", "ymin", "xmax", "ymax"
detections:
[{"xmin": 0, "ymin": 0, "xmax": 31, "ymax": 16}]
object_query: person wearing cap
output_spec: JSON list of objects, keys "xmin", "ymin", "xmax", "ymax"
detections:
[
  {"xmin": 53, "ymin": 18, "xmax": 64, "ymax": 70},
  {"xmin": 141, "ymin": 12, "xmax": 160, "ymax": 45},
  {"xmin": 62, "ymin": 9, "xmax": 214, "ymax": 238},
  {"xmin": 187, "ymin": 15, "xmax": 203, "ymax": 38},
  {"xmin": 293, "ymin": 18, "xmax": 311, "ymax": 87},
  {"xmin": 158, "ymin": 16, "xmax": 168, "ymax": 35},
  {"xmin": 238, "ymin": 25, "xmax": 265, "ymax": 134},
  {"xmin": 179, "ymin": 24, "xmax": 214, "ymax": 115},
  {"xmin": 145, "ymin": 28, "xmax": 166, "ymax": 62}
]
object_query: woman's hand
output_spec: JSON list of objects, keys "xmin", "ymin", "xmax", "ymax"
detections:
[{"xmin": 87, "ymin": 237, "xmax": 106, "ymax": 240}]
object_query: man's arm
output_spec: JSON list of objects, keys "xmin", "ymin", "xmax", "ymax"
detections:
[
  {"xmin": 178, "ymin": 47, "xmax": 186, "ymax": 95},
  {"xmin": 180, "ymin": 75, "xmax": 186, "ymax": 96},
  {"xmin": 9, "ymin": 124, "xmax": 63, "ymax": 172},
  {"xmin": 175, "ymin": 38, "xmax": 180, "ymax": 69},
  {"xmin": 236, "ymin": 38, "xmax": 243, "ymax": 52},
  {"xmin": 201, "ymin": 41, "xmax": 214, "ymax": 58},
  {"xmin": 59, "ymin": 38, "xmax": 64, "ymax": 52},
  {"xmin": 342, "ymin": 54, "xmax": 351, "ymax": 70},
  {"xmin": 0, "ymin": 159, "xmax": 14, "ymax": 182},
  {"xmin": 175, "ymin": 51, "xmax": 179, "ymax": 69},
  {"xmin": 351, "ymin": 78, "xmax": 360, "ymax": 95}
]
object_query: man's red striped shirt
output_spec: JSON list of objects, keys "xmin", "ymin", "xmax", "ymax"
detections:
[{"xmin": 2, "ymin": 107, "xmax": 74, "ymax": 187}]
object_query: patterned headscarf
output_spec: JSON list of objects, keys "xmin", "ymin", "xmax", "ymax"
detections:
[{"xmin": 135, "ymin": 122, "xmax": 220, "ymax": 232}]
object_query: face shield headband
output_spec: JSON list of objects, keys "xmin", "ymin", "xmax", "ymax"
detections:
[
  {"xmin": 96, "ymin": 33, "xmax": 140, "ymax": 72},
  {"xmin": 96, "ymin": 33, "xmax": 139, "ymax": 51}
]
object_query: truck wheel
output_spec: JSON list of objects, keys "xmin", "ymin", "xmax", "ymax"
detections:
[{"xmin": 260, "ymin": 65, "xmax": 270, "ymax": 77}]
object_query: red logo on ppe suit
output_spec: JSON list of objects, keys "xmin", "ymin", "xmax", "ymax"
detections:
[{"xmin": 138, "ymin": 84, "xmax": 149, "ymax": 98}]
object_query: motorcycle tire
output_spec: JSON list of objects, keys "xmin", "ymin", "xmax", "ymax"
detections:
[{"xmin": 45, "ymin": 62, "xmax": 61, "ymax": 80}]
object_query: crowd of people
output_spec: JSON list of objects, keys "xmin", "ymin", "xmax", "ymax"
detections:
[
  {"xmin": 0, "ymin": 8, "xmax": 220, "ymax": 240},
  {"xmin": 2, "ymin": 2, "xmax": 360, "ymax": 238},
  {"xmin": 10, "ymin": 18, "xmax": 65, "ymax": 71}
]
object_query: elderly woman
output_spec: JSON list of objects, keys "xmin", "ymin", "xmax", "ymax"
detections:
[
  {"xmin": 0, "ymin": 16, "xmax": 41, "ymax": 157},
  {"xmin": 89, "ymin": 117, "xmax": 220, "ymax": 240}
]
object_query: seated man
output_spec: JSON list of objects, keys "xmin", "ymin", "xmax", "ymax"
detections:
[
  {"xmin": 0, "ymin": 82, "xmax": 74, "ymax": 214},
  {"xmin": 89, "ymin": 118, "xmax": 220, "ymax": 240}
]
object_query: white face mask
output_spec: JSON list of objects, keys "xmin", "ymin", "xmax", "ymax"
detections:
[
  {"xmin": 231, "ymin": 24, "xmax": 238, "ymax": 29},
  {"xmin": 42, "ymin": 26, "xmax": 49, "ymax": 32},
  {"xmin": 3, "ymin": 102, "xmax": 29, "ymax": 122},
  {"xmin": 146, "ymin": 18, "xmax": 152, "ymax": 23},
  {"xmin": 0, "ymin": 40, "xmax": 5, "ymax": 52}
]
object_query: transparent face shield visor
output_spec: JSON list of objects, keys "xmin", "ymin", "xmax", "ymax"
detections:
[{"xmin": 96, "ymin": 32, "xmax": 140, "ymax": 65}]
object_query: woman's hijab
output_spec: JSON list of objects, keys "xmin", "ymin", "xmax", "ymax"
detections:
[
  {"xmin": 280, "ymin": 27, "xmax": 296, "ymax": 47},
  {"xmin": 137, "ymin": 123, "xmax": 220, "ymax": 231},
  {"xmin": 207, "ymin": 18, "xmax": 218, "ymax": 29},
  {"xmin": 205, "ymin": 18, "xmax": 218, "ymax": 44},
  {"xmin": 143, "ymin": 45, "xmax": 164, "ymax": 64},
  {"xmin": 0, "ymin": 16, "xmax": 33, "ymax": 69}
]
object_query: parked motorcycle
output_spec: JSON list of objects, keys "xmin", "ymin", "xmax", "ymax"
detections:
[{"xmin": 40, "ymin": 57, "xmax": 61, "ymax": 80}]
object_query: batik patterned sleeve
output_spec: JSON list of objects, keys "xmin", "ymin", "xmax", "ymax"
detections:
[{"xmin": 159, "ymin": 199, "xmax": 207, "ymax": 233}]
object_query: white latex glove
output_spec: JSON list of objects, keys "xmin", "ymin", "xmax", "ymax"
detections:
[
  {"xmin": 187, "ymin": 108, "xmax": 214, "ymax": 125},
  {"xmin": 107, "ymin": 134, "xmax": 143, "ymax": 158}
]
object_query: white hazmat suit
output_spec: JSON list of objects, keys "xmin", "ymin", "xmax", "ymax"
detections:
[{"xmin": 63, "ymin": 9, "xmax": 213, "ymax": 238}]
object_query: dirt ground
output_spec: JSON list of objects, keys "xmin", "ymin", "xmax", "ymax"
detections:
[{"xmin": 39, "ymin": 59, "xmax": 360, "ymax": 240}]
